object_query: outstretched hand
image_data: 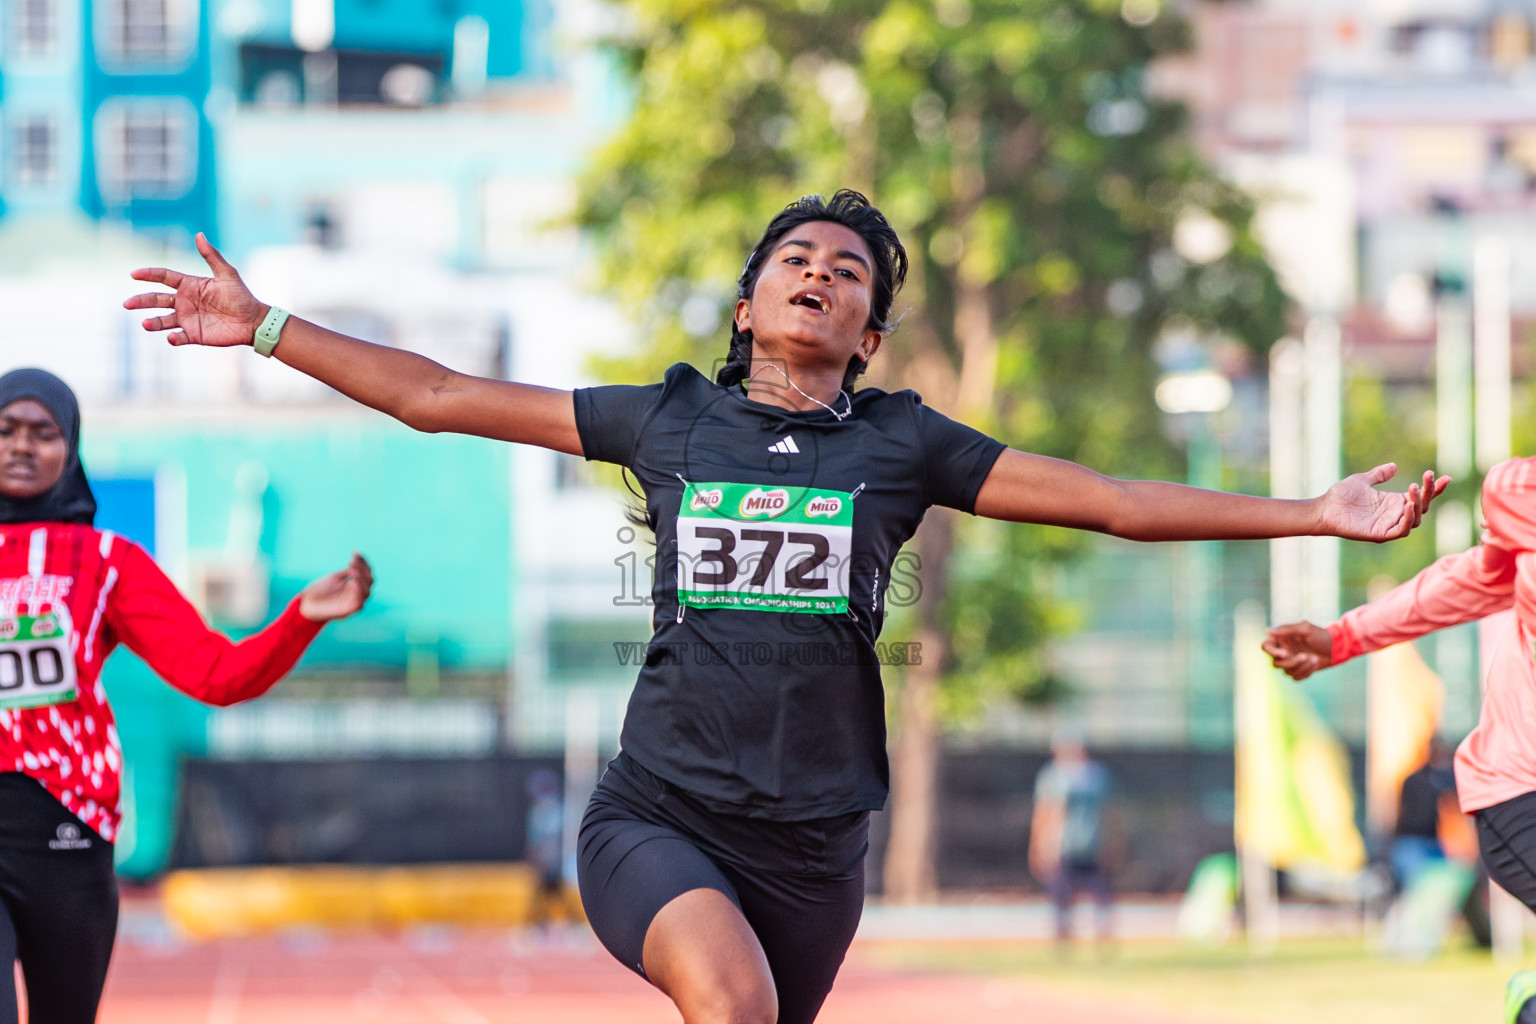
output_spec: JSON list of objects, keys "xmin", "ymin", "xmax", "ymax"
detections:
[
  {"xmin": 1316, "ymin": 465, "xmax": 1449, "ymax": 543},
  {"xmin": 124, "ymin": 233, "xmax": 267, "ymax": 348},
  {"xmin": 1261, "ymin": 621, "xmax": 1332, "ymax": 681},
  {"xmin": 298, "ymin": 553, "xmax": 373, "ymax": 623}
]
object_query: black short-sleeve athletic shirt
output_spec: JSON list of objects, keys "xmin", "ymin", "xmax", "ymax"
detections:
[{"xmin": 574, "ymin": 363, "xmax": 1006, "ymax": 819}]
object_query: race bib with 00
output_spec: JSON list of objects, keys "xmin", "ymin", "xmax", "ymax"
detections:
[
  {"xmin": 677, "ymin": 482, "xmax": 854, "ymax": 614},
  {"xmin": 0, "ymin": 614, "xmax": 79, "ymax": 711}
]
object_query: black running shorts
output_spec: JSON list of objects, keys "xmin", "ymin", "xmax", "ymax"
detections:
[
  {"xmin": 0, "ymin": 773, "xmax": 118, "ymax": 1024},
  {"xmin": 1476, "ymin": 790, "xmax": 1536, "ymax": 911},
  {"xmin": 577, "ymin": 753, "xmax": 868, "ymax": 1024}
]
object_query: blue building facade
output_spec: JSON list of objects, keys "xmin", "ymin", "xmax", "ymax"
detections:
[
  {"xmin": 1, "ymin": 0, "xmax": 216, "ymax": 237},
  {"xmin": 0, "ymin": 0, "xmax": 620, "ymax": 879},
  {"xmin": 0, "ymin": 0, "xmax": 556, "ymax": 242}
]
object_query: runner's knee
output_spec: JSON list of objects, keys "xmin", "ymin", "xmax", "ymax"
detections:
[
  {"xmin": 654, "ymin": 950, "xmax": 778, "ymax": 1024},
  {"xmin": 642, "ymin": 888, "xmax": 777, "ymax": 1024},
  {"xmin": 680, "ymin": 979, "xmax": 778, "ymax": 1024}
]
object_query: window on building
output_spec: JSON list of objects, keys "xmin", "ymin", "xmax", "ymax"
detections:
[
  {"xmin": 13, "ymin": 0, "xmax": 57, "ymax": 57},
  {"xmin": 120, "ymin": 0, "xmax": 170, "ymax": 58},
  {"xmin": 95, "ymin": 0, "xmax": 195, "ymax": 65},
  {"xmin": 237, "ymin": 41, "xmax": 448, "ymax": 106},
  {"xmin": 554, "ymin": 453, "xmax": 597, "ymax": 491},
  {"xmin": 15, "ymin": 117, "xmax": 56, "ymax": 186},
  {"xmin": 121, "ymin": 112, "xmax": 181, "ymax": 189},
  {"xmin": 95, "ymin": 101, "xmax": 196, "ymax": 199},
  {"xmin": 546, "ymin": 619, "xmax": 651, "ymax": 681}
]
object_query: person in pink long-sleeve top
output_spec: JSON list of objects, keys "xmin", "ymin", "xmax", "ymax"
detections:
[{"xmin": 1264, "ymin": 457, "xmax": 1536, "ymax": 1024}]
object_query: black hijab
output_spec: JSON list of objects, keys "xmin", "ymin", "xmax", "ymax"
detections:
[{"xmin": 0, "ymin": 369, "xmax": 96, "ymax": 526}]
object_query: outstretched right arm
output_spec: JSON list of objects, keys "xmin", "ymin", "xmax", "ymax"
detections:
[
  {"xmin": 1265, "ymin": 457, "xmax": 1536, "ymax": 680},
  {"xmin": 125, "ymin": 234, "xmax": 582, "ymax": 454}
]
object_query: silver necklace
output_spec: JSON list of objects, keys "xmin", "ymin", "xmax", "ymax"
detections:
[{"xmin": 747, "ymin": 363, "xmax": 852, "ymax": 420}]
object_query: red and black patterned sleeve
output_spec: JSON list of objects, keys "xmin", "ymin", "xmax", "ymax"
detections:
[{"xmin": 102, "ymin": 540, "xmax": 322, "ymax": 706}]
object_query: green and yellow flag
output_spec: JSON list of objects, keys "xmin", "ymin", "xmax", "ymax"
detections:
[
  {"xmin": 1366, "ymin": 640, "xmax": 1443, "ymax": 837},
  {"xmin": 1235, "ymin": 610, "xmax": 1365, "ymax": 872}
]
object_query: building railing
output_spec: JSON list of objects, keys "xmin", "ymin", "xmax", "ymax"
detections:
[{"xmin": 205, "ymin": 698, "xmax": 501, "ymax": 759}]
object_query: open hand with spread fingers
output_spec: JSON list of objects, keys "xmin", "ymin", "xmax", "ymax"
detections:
[
  {"xmin": 124, "ymin": 233, "xmax": 267, "ymax": 347},
  {"xmin": 298, "ymin": 553, "xmax": 374, "ymax": 623},
  {"xmin": 1261, "ymin": 621, "xmax": 1332, "ymax": 681},
  {"xmin": 1316, "ymin": 465, "xmax": 1449, "ymax": 543}
]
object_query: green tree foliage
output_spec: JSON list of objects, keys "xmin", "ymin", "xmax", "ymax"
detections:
[
  {"xmin": 576, "ymin": 0, "xmax": 1289, "ymax": 896},
  {"xmin": 1338, "ymin": 375, "xmax": 1441, "ymax": 599},
  {"xmin": 578, "ymin": 0, "xmax": 1287, "ymax": 660},
  {"xmin": 1337, "ymin": 352, "xmax": 1536, "ymax": 604}
]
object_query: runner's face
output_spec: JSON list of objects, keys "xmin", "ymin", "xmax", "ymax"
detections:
[
  {"xmin": 735, "ymin": 220, "xmax": 883, "ymax": 372},
  {"xmin": 0, "ymin": 400, "xmax": 67, "ymax": 500}
]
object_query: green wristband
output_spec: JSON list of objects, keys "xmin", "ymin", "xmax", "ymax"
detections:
[{"xmin": 253, "ymin": 306, "xmax": 290, "ymax": 357}]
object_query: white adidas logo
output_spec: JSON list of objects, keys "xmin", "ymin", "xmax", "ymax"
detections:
[{"xmin": 768, "ymin": 435, "xmax": 800, "ymax": 454}]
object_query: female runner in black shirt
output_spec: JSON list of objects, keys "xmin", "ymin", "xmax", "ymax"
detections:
[{"xmin": 128, "ymin": 191, "xmax": 1443, "ymax": 1024}]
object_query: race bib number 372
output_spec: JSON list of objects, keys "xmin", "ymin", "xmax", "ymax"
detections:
[
  {"xmin": 677, "ymin": 482, "xmax": 854, "ymax": 614},
  {"xmin": 0, "ymin": 614, "xmax": 78, "ymax": 711}
]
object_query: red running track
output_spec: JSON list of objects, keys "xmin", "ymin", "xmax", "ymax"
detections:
[{"xmin": 97, "ymin": 930, "xmax": 1216, "ymax": 1024}]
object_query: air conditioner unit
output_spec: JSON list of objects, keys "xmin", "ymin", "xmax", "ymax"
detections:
[{"xmin": 188, "ymin": 557, "xmax": 271, "ymax": 628}]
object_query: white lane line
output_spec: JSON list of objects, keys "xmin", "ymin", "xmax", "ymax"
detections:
[
  {"xmin": 205, "ymin": 945, "xmax": 246, "ymax": 1024},
  {"xmin": 404, "ymin": 961, "xmax": 494, "ymax": 1024}
]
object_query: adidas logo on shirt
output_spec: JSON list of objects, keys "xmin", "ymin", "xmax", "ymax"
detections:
[{"xmin": 768, "ymin": 436, "xmax": 800, "ymax": 455}]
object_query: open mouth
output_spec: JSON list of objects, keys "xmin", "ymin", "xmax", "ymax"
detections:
[{"xmin": 790, "ymin": 290, "xmax": 830, "ymax": 314}]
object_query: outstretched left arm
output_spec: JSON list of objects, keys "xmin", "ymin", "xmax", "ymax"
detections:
[
  {"xmin": 972, "ymin": 448, "xmax": 1447, "ymax": 543},
  {"xmin": 107, "ymin": 545, "xmax": 372, "ymax": 706}
]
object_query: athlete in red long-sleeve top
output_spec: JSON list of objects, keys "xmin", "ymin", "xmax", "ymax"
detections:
[{"xmin": 0, "ymin": 368, "xmax": 371, "ymax": 1024}]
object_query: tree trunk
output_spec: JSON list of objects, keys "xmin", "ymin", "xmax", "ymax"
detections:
[
  {"xmin": 882, "ymin": 103, "xmax": 997, "ymax": 904},
  {"xmin": 882, "ymin": 508, "xmax": 955, "ymax": 903}
]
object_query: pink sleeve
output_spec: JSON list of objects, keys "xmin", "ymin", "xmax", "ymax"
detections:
[
  {"xmin": 1482, "ymin": 458, "xmax": 1536, "ymax": 552},
  {"xmin": 1329, "ymin": 458, "xmax": 1536, "ymax": 664},
  {"xmin": 1328, "ymin": 544, "xmax": 1516, "ymax": 664}
]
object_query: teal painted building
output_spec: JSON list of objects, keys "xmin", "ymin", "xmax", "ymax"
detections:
[
  {"xmin": 83, "ymin": 415, "xmax": 512, "ymax": 875},
  {"xmin": 226, "ymin": 0, "xmax": 553, "ymax": 104},
  {"xmin": 3, "ymin": 0, "xmax": 623, "ymax": 877},
  {"xmin": 86, "ymin": 416, "xmax": 512, "ymax": 668}
]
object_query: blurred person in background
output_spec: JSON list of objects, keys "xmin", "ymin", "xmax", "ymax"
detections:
[
  {"xmin": 524, "ymin": 769, "xmax": 566, "ymax": 932},
  {"xmin": 0, "ymin": 368, "xmax": 372, "ymax": 1024},
  {"xmin": 1390, "ymin": 738, "xmax": 1458, "ymax": 891},
  {"xmin": 1030, "ymin": 733, "xmax": 1116, "ymax": 948},
  {"xmin": 1264, "ymin": 458, "xmax": 1536, "ymax": 1024},
  {"xmin": 128, "ymin": 193, "xmax": 1444, "ymax": 1024}
]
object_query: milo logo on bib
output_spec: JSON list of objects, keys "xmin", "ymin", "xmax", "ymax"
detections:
[
  {"xmin": 806, "ymin": 496, "xmax": 842, "ymax": 518},
  {"xmin": 738, "ymin": 488, "xmax": 790, "ymax": 518},
  {"xmin": 678, "ymin": 482, "xmax": 854, "ymax": 614},
  {"xmin": 0, "ymin": 614, "xmax": 79, "ymax": 711},
  {"xmin": 689, "ymin": 488, "xmax": 724, "ymax": 512}
]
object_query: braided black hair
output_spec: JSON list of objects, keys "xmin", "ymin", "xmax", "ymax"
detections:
[{"xmin": 718, "ymin": 190, "xmax": 908, "ymax": 393}]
